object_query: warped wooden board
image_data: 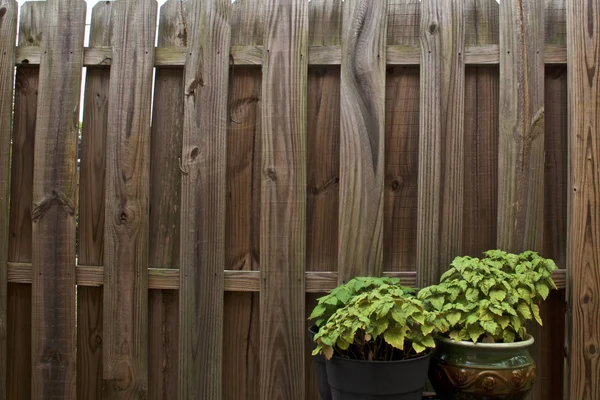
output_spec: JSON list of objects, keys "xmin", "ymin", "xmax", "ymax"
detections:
[
  {"xmin": 178, "ymin": 0, "xmax": 230, "ymax": 398},
  {"xmin": 259, "ymin": 0, "xmax": 308, "ymax": 398},
  {"xmin": 7, "ymin": 2, "xmax": 45, "ymax": 398},
  {"xmin": 338, "ymin": 0, "xmax": 387, "ymax": 282},
  {"xmin": 0, "ymin": 0, "xmax": 17, "ymax": 396},
  {"xmin": 103, "ymin": 0, "xmax": 156, "ymax": 397},
  {"xmin": 567, "ymin": 0, "xmax": 600, "ymax": 398},
  {"xmin": 77, "ymin": 3, "xmax": 112, "ymax": 399},
  {"xmin": 417, "ymin": 0, "xmax": 465, "ymax": 287},
  {"xmin": 148, "ymin": 1, "xmax": 187, "ymax": 398}
]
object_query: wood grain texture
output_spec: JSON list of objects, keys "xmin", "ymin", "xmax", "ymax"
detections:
[
  {"xmin": 224, "ymin": 1, "xmax": 263, "ymax": 399},
  {"xmin": 259, "ymin": 0, "xmax": 307, "ymax": 398},
  {"xmin": 178, "ymin": 0, "xmax": 230, "ymax": 398},
  {"xmin": 77, "ymin": 3, "xmax": 112, "ymax": 399},
  {"xmin": 417, "ymin": 0, "xmax": 465, "ymax": 287},
  {"xmin": 497, "ymin": 0, "xmax": 544, "ymax": 253},
  {"xmin": 102, "ymin": 0, "xmax": 156, "ymax": 397},
  {"xmin": 7, "ymin": 3, "xmax": 45, "ymax": 398},
  {"xmin": 567, "ymin": 0, "xmax": 600, "ymax": 398},
  {"xmin": 30, "ymin": 0, "xmax": 85, "ymax": 397},
  {"xmin": 384, "ymin": 2, "xmax": 421, "ymax": 272},
  {"xmin": 148, "ymin": 1, "xmax": 186, "ymax": 398},
  {"xmin": 462, "ymin": 0, "xmax": 499, "ymax": 257},
  {"xmin": 0, "ymin": 1, "xmax": 17, "ymax": 397},
  {"xmin": 338, "ymin": 0, "xmax": 387, "ymax": 282}
]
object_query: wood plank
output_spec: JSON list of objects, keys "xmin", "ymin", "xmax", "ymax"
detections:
[
  {"xmin": 417, "ymin": 0, "xmax": 465, "ymax": 287},
  {"xmin": 148, "ymin": 1, "xmax": 186, "ymax": 398},
  {"xmin": 0, "ymin": 0, "xmax": 17, "ymax": 397},
  {"xmin": 7, "ymin": 3, "xmax": 45, "ymax": 398},
  {"xmin": 102, "ymin": 0, "xmax": 156, "ymax": 397},
  {"xmin": 178, "ymin": 0, "xmax": 230, "ymax": 398},
  {"xmin": 567, "ymin": 0, "xmax": 600, "ymax": 398},
  {"xmin": 462, "ymin": 0, "xmax": 499, "ymax": 257},
  {"xmin": 77, "ymin": 3, "xmax": 112, "ymax": 399},
  {"xmin": 30, "ymin": 0, "xmax": 85, "ymax": 397},
  {"xmin": 385, "ymin": 0, "xmax": 421, "ymax": 272},
  {"xmin": 224, "ymin": 0, "xmax": 263, "ymax": 398},
  {"xmin": 260, "ymin": 0, "xmax": 307, "ymax": 398},
  {"xmin": 337, "ymin": 0, "xmax": 387, "ymax": 282}
]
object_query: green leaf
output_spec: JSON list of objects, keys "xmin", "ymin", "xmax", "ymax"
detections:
[
  {"xmin": 384, "ymin": 326, "xmax": 406, "ymax": 350},
  {"xmin": 498, "ymin": 315, "xmax": 510, "ymax": 329},
  {"xmin": 517, "ymin": 303, "xmax": 532, "ymax": 319},
  {"xmin": 481, "ymin": 320, "xmax": 498, "ymax": 335},
  {"xmin": 503, "ymin": 329, "xmax": 515, "ymax": 343},
  {"xmin": 429, "ymin": 295, "xmax": 445, "ymax": 311},
  {"xmin": 449, "ymin": 330, "xmax": 462, "ymax": 342},
  {"xmin": 308, "ymin": 304, "xmax": 326, "ymax": 320},
  {"xmin": 421, "ymin": 335, "xmax": 436, "ymax": 348},
  {"xmin": 467, "ymin": 325, "xmax": 485, "ymax": 342},
  {"xmin": 490, "ymin": 289, "xmax": 506, "ymax": 302},
  {"xmin": 466, "ymin": 288, "xmax": 479, "ymax": 302},
  {"xmin": 532, "ymin": 304, "xmax": 542, "ymax": 325},
  {"xmin": 412, "ymin": 312, "xmax": 425, "ymax": 325},
  {"xmin": 412, "ymin": 342, "xmax": 426, "ymax": 353},
  {"xmin": 535, "ymin": 283, "xmax": 550, "ymax": 300},
  {"xmin": 421, "ymin": 323, "xmax": 435, "ymax": 336},
  {"xmin": 446, "ymin": 311, "xmax": 461, "ymax": 326},
  {"xmin": 323, "ymin": 346, "xmax": 334, "ymax": 360}
]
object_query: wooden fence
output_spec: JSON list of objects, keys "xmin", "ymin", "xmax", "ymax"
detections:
[{"xmin": 0, "ymin": 0, "xmax": 597, "ymax": 399}]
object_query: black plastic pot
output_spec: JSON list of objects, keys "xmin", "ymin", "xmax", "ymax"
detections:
[
  {"xmin": 309, "ymin": 325, "xmax": 333, "ymax": 400},
  {"xmin": 326, "ymin": 351, "xmax": 431, "ymax": 400}
]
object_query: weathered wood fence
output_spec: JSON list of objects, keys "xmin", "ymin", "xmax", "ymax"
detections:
[{"xmin": 0, "ymin": 0, "xmax": 597, "ymax": 399}]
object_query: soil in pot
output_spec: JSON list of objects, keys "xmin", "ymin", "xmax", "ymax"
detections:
[
  {"xmin": 326, "ymin": 351, "xmax": 431, "ymax": 400},
  {"xmin": 429, "ymin": 335, "xmax": 536, "ymax": 400},
  {"xmin": 309, "ymin": 325, "xmax": 333, "ymax": 400}
]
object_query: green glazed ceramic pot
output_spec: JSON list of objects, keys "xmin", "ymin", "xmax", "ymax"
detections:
[{"xmin": 429, "ymin": 335, "xmax": 536, "ymax": 400}]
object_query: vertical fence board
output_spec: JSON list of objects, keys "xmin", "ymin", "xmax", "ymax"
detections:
[
  {"xmin": 30, "ymin": 0, "xmax": 85, "ymax": 397},
  {"xmin": 103, "ymin": 0, "xmax": 156, "ymax": 397},
  {"xmin": 77, "ymin": 3, "xmax": 112, "ymax": 399},
  {"xmin": 462, "ymin": 0, "xmax": 499, "ymax": 257},
  {"xmin": 7, "ymin": 3, "xmax": 45, "ymax": 398},
  {"xmin": 385, "ymin": 0, "xmax": 421, "ymax": 271},
  {"xmin": 148, "ymin": 1, "xmax": 185, "ymax": 398},
  {"xmin": 259, "ymin": 0, "xmax": 307, "ymax": 398},
  {"xmin": 417, "ymin": 0, "xmax": 465, "ymax": 287},
  {"xmin": 224, "ymin": 0, "xmax": 262, "ymax": 399},
  {"xmin": 0, "ymin": 1, "xmax": 17, "ymax": 397},
  {"xmin": 567, "ymin": 0, "xmax": 600, "ymax": 398},
  {"xmin": 338, "ymin": 0, "xmax": 387, "ymax": 282},
  {"xmin": 178, "ymin": 0, "xmax": 230, "ymax": 398}
]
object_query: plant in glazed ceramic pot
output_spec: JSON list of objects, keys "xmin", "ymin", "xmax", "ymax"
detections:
[
  {"xmin": 311, "ymin": 280, "xmax": 448, "ymax": 399},
  {"xmin": 418, "ymin": 250, "xmax": 558, "ymax": 400},
  {"xmin": 307, "ymin": 277, "xmax": 405, "ymax": 400}
]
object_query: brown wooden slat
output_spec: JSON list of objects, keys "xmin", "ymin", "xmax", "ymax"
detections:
[
  {"xmin": 148, "ymin": 1, "xmax": 186, "ymax": 398},
  {"xmin": 259, "ymin": 0, "xmax": 308, "ymax": 398},
  {"xmin": 30, "ymin": 0, "xmax": 85, "ymax": 397},
  {"xmin": 0, "ymin": 0, "xmax": 17, "ymax": 396},
  {"xmin": 102, "ymin": 0, "xmax": 156, "ymax": 397},
  {"xmin": 224, "ymin": 0, "xmax": 263, "ymax": 398},
  {"xmin": 417, "ymin": 0, "xmax": 465, "ymax": 287},
  {"xmin": 338, "ymin": 0, "xmax": 387, "ymax": 282},
  {"xmin": 178, "ymin": 0, "xmax": 230, "ymax": 398},
  {"xmin": 385, "ymin": 0, "xmax": 421, "ymax": 272},
  {"xmin": 567, "ymin": 0, "xmax": 600, "ymax": 398},
  {"xmin": 7, "ymin": 3, "xmax": 45, "ymax": 398},
  {"xmin": 77, "ymin": 3, "xmax": 112, "ymax": 398},
  {"xmin": 462, "ymin": 0, "xmax": 499, "ymax": 257}
]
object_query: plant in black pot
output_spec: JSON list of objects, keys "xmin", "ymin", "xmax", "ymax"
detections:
[
  {"xmin": 418, "ymin": 250, "xmax": 558, "ymax": 400},
  {"xmin": 311, "ymin": 281, "xmax": 448, "ymax": 399},
  {"xmin": 308, "ymin": 277, "xmax": 405, "ymax": 400}
]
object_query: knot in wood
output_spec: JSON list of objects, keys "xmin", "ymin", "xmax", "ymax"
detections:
[
  {"xmin": 428, "ymin": 21, "xmax": 439, "ymax": 35},
  {"xmin": 265, "ymin": 168, "xmax": 277, "ymax": 182},
  {"xmin": 0, "ymin": 7, "xmax": 7, "ymax": 18}
]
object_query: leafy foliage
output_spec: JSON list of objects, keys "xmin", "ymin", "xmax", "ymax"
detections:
[
  {"xmin": 312, "ymin": 282, "xmax": 446, "ymax": 361},
  {"xmin": 418, "ymin": 250, "xmax": 557, "ymax": 344},
  {"xmin": 308, "ymin": 276, "xmax": 412, "ymax": 328}
]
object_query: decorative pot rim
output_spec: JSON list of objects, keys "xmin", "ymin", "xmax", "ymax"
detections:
[
  {"xmin": 329, "ymin": 349, "xmax": 431, "ymax": 364},
  {"xmin": 436, "ymin": 334, "xmax": 534, "ymax": 349}
]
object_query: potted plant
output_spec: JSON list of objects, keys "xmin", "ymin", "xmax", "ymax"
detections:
[
  {"xmin": 418, "ymin": 250, "xmax": 558, "ymax": 399},
  {"xmin": 311, "ymin": 280, "xmax": 447, "ymax": 399},
  {"xmin": 308, "ymin": 276, "xmax": 405, "ymax": 400}
]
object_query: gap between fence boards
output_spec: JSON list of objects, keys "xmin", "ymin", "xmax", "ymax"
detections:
[{"xmin": 5, "ymin": 262, "xmax": 565, "ymax": 291}]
